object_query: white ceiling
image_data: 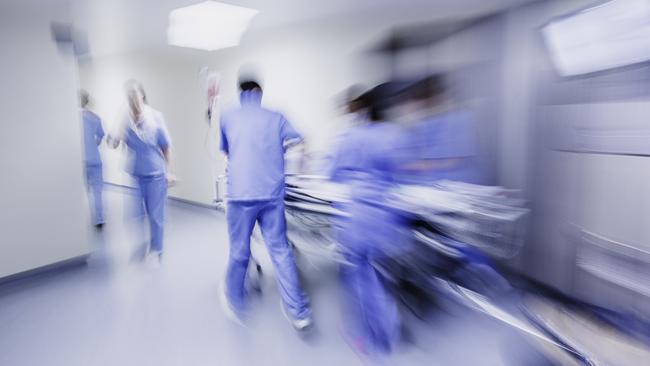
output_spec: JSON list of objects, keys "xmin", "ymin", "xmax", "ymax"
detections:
[{"xmin": 70, "ymin": 0, "xmax": 537, "ymax": 57}]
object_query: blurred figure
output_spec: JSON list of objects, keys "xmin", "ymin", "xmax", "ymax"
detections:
[
  {"xmin": 392, "ymin": 74, "xmax": 481, "ymax": 184},
  {"xmin": 79, "ymin": 89, "xmax": 106, "ymax": 229},
  {"xmin": 109, "ymin": 80, "xmax": 174, "ymax": 267},
  {"xmin": 219, "ymin": 77, "xmax": 312, "ymax": 330},
  {"xmin": 329, "ymin": 83, "xmax": 408, "ymax": 356},
  {"xmin": 297, "ymin": 86, "xmax": 370, "ymax": 175}
]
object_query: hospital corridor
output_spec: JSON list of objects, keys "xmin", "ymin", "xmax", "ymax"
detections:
[{"xmin": 1, "ymin": 0, "xmax": 650, "ymax": 365}]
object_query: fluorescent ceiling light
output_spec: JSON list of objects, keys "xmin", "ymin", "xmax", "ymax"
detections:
[{"xmin": 168, "ymin": 1, "xmax": 258, "ymax": 51}]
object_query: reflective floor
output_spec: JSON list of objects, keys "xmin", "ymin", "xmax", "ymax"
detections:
[{"xmin": 0, "ymin": 188, "xmax": 555, "ymax": 366}]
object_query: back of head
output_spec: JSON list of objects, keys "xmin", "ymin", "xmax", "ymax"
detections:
[
  {"xmin": 239, "ymin": 79, "xmax": 262, "ymax": 93},
  {"xmin": 237, "ymin": 76, "xmax": 263, "ymax": 108},
  {"xmin": 79, "ymin": 89, "xmax": 90, "ymax": 109},
  {"xmin": 124, "ymin": 79, "xmax": 147, "ymax": 116}
]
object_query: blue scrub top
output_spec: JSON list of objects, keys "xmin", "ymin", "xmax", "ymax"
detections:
[
  {"xmin": 329, "ymin": 122, "xmax": 401, "ymax": 204},
  {"xmin": 124, "ymin": 106, "xmax": 171, "ymax": 177},
  {"xmin": 82, "ymin": 110, "xmax": 104, "ymax": 166},
  {"xmin": 329, "ymin": 122, "xmax": 407, "ymax": 256},
  {"xmin": 392, "ymin": 110, "xmax": 481, "ymax": 184},
  {"xmin": 220, "ymin": 91, "xmax": 302, "ymax": 201}
]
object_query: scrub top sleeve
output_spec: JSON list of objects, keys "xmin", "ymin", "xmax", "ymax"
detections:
[
  {"xmin": 280, "ymin": 114, "xmax": 302, "ymax": 142},
  {"xmin": 96, "ymin": 116, "xmax": 105, "ymax": 142},
  {"xmin": 157, "ymin": 127, "xmax": 171, "ymax": 151},
  {"xmin": 219, "ymin": 116, "xmax": 229, "ymax": 155}
]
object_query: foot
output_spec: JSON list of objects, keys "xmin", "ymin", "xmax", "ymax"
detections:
[
  {"xmin": 281, "ymin": 300, "xmax": 313, "ymax": 331},
  {"xmin": 220, "ymin": 279, "xmax": 245, "ymax": 326},
  {"xmin": 94, "ymin": 223, "xmax": 104, "ymax": 230},
  {"xmin": 144, "ymin": 250, "xmax": 162, "ymax": 269}
]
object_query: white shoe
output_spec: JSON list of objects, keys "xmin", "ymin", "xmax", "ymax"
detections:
[
  {"xmin": 220, "ymin": 279, "xmax": 244, "ymax": 326},
  {"xmin": 144, "ymin": 251, "xmax": 162, "ymax": 269},
  {"xmin": 281, "ymin": 300, "xmax": 313, "ymax": 331}
]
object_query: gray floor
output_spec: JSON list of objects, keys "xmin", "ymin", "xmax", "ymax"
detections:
[{"xmin": 0, "ymin": 189, "xmax": 545, "ymax": 366}]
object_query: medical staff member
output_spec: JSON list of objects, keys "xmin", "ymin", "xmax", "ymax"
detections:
[
  {"xmin": 109, "ymin": 80, "xmax": 174, "ymax": 266},
  {"xmin": 80, "ymin": 90, "xmax": 106, "ymax": 229},
  {"xmin": 329, "ymin": 83, "xmax": 408, "ymax": 356},
  {"xmin": 392, "ymin": 74, "xmax": 482, "ymax": 184},
  {"xmin": 219, "ymin": 78, "xmax": 312, "ymax": 330}
]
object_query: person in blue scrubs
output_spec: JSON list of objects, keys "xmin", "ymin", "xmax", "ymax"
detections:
[
  {"xmin": 80, "ymin": 90, "xmax": 106, "ymax": 229},
  {"xmin": 391, "ymin": 74, "xmax": 482, "ymax": 185},
  {"xmin": 219, "ymin": 79, "xmax": 312, "ymax": 330},
  {"xmin": 329, "ymin": 84, "xmax": 409, "ymax": 355},
  {"xmin": 110, "ymin": 80, "xmax": 174, "ymax": 266}
]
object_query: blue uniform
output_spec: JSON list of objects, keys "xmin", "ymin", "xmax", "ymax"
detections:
[
  {"xmin": 82, "ymin": 109, "xmax": 105, "ymax": 225},
  {"xmin": 220, "ymin": 90, "xmax": 310, "ymax": 320},
  {"xmin": 393, "ymin": 110, "xmax": 481, "ymax": 184},
  {"xmin": 123, "ymin": 105, "xmax": 170, "ymax": 253},
  {"xmin": 329, "ymin": 122, "xmax": 407, "ymax": 354}
]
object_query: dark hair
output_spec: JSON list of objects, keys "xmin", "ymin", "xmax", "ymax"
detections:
[
  {"xmin": 79, "ymin": 89, "xmax": 89, "ymax": 108},
  {"xmin": 400, "ymin": 74, "xmax": 446, "ymax": 102},
  {"xmin": 361, "ymin": 81, "xmax": 409, "ymax": 122},
  {"xmin": 239, "ymin": 80, "xmax": 262, "ymax": 92}
]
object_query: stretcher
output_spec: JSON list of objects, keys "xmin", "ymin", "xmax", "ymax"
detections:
[
  {"xmin": 279, "ymin": 175, "xmax": 601, "ymax": 365},
  {"xmin": 217, "ymin": 174, "xmax": 599, "ymax": 364}
]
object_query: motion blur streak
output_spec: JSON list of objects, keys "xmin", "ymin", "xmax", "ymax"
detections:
[{"xmin": 1, "ymin": 0, "xmax": 649, "ymax": 365}]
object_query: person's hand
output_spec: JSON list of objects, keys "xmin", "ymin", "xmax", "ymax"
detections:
[
  {"xmin": 166, "ymin": 173, "xmax": 178, "ymax": 187},
  {"xmin": 106, "ymin": 135, "xmax": 120, "ymax": 148}
]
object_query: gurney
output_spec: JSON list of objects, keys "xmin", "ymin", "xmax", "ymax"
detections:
[
  {"xmin": 217, "ymin": 174, "xmax": 597, "ymax": 364},
  {"xmin": 279, "ymin": 175, "xmax": 599, "ymax": 365},
  {"xmin": 282, "ymin": 174, "xmax": 528, "ymax": 264}
]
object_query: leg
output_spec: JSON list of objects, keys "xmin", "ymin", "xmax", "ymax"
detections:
[
  {"xmin": 142, "ymin": 175, "xmax": 168, "ymax": 253},
  {"xmin": 131, "ymin": 179, "xmax": 148, "ymax": 259},
  {"xmin": 361, "ymin": 258, "xmax": 400, "ymax": 353},
  {"xmin": 85, "ymin": 165, "xmax": 105, "ymax": 225},
  {"xmin": 226, "ymin": 201, "xmax": 259, "ymax": 311},
  {"xmin": 257, "ymin": 199, "xmax": 311, "ymax": 320}
]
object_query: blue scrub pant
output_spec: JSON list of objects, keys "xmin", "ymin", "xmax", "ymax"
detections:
[
  {"xmin": 85, "ymin": 164, "xmax": 104, "ymax": 225},
  {"xmin": 337, "ymin": 202, "xmax": 404, "ymax": 353},
  {"xmin": 340, "ymin": 251, "xmax": 400, "ymax": 354},
  {"xmin": 136, "ymin": 175, "xmax": 167, "ymax": 253},
  {"xmin": 226, "ymin": 198, "xmax": 310, "ymax": 320}
]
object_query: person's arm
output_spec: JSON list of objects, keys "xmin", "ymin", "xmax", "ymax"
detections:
[
  {"xmin": 280, "ymin": 114, "xmax": 303, "ymax": 148},
  {"xmin": 219, "ymin": 115, "xmax": 229, "ymax": 172},
  {"xmin": 107, "ymin": 116, "xmax": 128, "ymax": 149},
  {"xmin": 96, "ymin": 116, "xmax": 105, "ymax": 146},
  {"xmin": 279, "ymin": 114, "xmax": 308, "ymax": 172},
  {"xmin": 157, "ymin": 126, "xmax": 176, "ymax": 186}
]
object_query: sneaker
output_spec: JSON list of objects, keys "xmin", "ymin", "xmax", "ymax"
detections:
[
  {"xmin": 280, "ymin": 300, "xmax": 313, "ymax": 331},
  {"xmin": 144, "ymin": 251, "xmax": 162, "ymax": 269},
  {"xmin": 94, "ymin": 223, "xmax": 105, "ymax": 231},
  {"xmin": 220, "ymin": 278, "xmax": 245, "ymax": 326}
]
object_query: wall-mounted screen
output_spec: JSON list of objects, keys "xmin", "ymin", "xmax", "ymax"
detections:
[{"xmin": 542, "ymin": 0, "xmax": 650, "ymax": 76}]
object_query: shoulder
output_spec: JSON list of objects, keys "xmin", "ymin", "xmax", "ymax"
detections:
[
  {"xmin": 83, "ymin": 110, "xmax": 100, "ymax": 122},
  {"xmin": 265, "ymin": 109, "xmax": 288, "ymax": 125},
  {"xmin": 220, "ymin": 106, "xmax": 239, "ymax": 120}
]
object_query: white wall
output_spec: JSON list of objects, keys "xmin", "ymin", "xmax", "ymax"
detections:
[
  {"xmin": 78, "ymin": 16, "xmax": 393, "ymax": 205},
  {"xmin": 0, "ymin": 3, "xmax": 90, "ymax": 278}
]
